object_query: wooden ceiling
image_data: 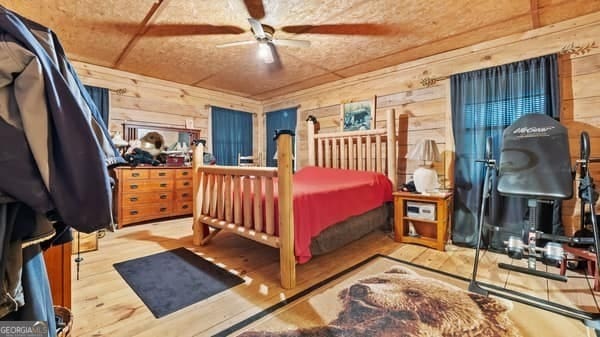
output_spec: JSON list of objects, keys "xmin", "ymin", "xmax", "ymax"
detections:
[{"xmin": 3, "ymin": 0, "xmax": 600, "ymax": 100}]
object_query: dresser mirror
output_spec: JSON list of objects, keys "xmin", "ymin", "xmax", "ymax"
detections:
[{"xmin": 122, "ymin": 122, "xmax": 201, "ymax": 150}]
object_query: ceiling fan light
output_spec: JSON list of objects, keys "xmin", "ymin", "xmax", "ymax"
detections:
[{"xmin": 257, "ymin": 42, "xmax": 274, "ymax": 63}]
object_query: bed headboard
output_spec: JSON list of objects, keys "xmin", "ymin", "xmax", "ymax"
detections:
[{"xmin": 306, "ymin": 109, "xmax": 397, "ymax": 190}]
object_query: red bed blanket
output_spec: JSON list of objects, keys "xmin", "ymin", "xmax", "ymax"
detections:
[{"xmin": 278, "ymin": 166, "xmax": 393, "ymax": 263}]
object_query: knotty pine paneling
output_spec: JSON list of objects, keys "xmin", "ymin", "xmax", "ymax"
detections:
[
  {"xmin": 263, "ymin": 14, "xmax": 600, "ymax": 234},
  {"xmin": 73, "ymin": 62, "xmax": 262, "ymax": 156},
  {"xmin": 560, "ymin": 50, "xmax": 600, "ymax": 236}
]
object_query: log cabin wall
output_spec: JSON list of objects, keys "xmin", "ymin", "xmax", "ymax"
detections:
[
  {"xmin": 72, "ymin": 61, "xmax": 263, "ymax": 156},
  {"xmin": 262, "ymin": 11, "xmax": 600, "ymax": 236}
]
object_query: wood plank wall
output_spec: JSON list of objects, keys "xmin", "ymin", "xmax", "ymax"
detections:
[
  {"xmin": 72, "ymin": 11, "xmax": 600, "ymax": 236},
  {"xmin": 72, "ymin": 62, "xmax": 262, "ymax": 155},
  {"xmin": 560, "ymin": 50, "xmax": 600, "ymax": 235},
  {"xmin": 263, "ymin": 11, "xmax": 600, "ymax": 236}
]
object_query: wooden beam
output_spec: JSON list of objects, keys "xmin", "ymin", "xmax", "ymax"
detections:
[
  {"xmin": 113, "ymin": 0, "xmax": 170, "ymax": 68},
  {"xmin": 530, "ymin": 0, "xmax": 541, "ymax": 29}
]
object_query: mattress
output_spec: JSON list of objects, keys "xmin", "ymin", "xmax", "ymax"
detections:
[{"xmin": 272, "ymin": 166, "xmax": 393, "ymax": 263}]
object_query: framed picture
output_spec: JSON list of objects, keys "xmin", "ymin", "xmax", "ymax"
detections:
[{"xmin": 340, "ymin": 97, "xmax": 375, "ymax": 131}]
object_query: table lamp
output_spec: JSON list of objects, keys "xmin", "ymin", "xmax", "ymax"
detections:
[{"xmin": 406, "ymin": 139, "xmax": 441, "ymax": 193}]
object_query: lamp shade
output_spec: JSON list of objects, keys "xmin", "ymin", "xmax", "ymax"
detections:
[{"xmin": 406, "ymin": 139, "xmax": 441, "ymax": 162}]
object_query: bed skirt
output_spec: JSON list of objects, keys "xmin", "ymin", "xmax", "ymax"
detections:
[{"xmin": 309, "ymin": 202, "xmax": 392, "ymax": 256}]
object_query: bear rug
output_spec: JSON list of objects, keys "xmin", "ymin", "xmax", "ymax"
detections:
[{"xmin": 216, "ymin": 255, "xmax": 592, "ymax": 337}]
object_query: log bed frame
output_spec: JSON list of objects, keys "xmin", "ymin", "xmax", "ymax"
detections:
[{"xmin": 192, "ymin": 109, "xmax": 397, "ymax": 289}]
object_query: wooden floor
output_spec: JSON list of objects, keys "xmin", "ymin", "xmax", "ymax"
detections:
[{"xmin": 70, "ymin": 217, "xmax": 600, "ymax": 337}]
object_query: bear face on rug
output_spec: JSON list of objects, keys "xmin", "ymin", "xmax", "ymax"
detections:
[{"xmin": 238, "ymin": 265, "xmax": 521, "ymax": 337}]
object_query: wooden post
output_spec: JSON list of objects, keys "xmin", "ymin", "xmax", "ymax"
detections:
[
  {"xmin": 307, "ymin": 118, "xmax": 316, "ymax": 166},
  {"xmin": 276, "ymin": 131, "xmax": 296, "ymax": 289},
  {"xmin": 317, "ymin": 139, "xmax": 324, "ymax": 167},
  {"xmin": 193, "ymin": 143, "xmax": 209, "ymax": 245},
  {"xmin": 386, "ymin": 109, "xmax": 397, "ymax": 190}
]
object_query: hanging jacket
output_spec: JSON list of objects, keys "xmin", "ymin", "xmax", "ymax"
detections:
[
  {"xmin": 0, "ymin": 6, "xmax": 122, "ymax": 233},
  {"xmin": 20, "ymin": 15, "xmax": 124, "ymax": 167}
]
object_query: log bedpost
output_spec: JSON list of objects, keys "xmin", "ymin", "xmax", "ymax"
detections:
[
  {"xmin": 307, "ymin": 116, "xmax": 316, "ymax": 166},
  {"xmin": 193, "ymin": 142, "xmax": 209, "ymax": 245},
  {"xmin": 276, "ymin": 130, "xmax": 296, "ymax": 289},
  {"xmin": 386, "ymin": 109, "xmax": 397, "ymax": 190}
]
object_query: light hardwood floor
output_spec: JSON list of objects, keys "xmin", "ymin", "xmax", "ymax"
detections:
[{"xmin": 70, "ymin": 217, "xmax": 600, "ymax": 337}]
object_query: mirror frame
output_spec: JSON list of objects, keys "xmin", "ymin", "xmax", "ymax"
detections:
[{"xmin": 122, "ymin": 121, "xmax": 201, "ymax": 144}]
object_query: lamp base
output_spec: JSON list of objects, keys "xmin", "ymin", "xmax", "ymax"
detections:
[{"xmin": 413, "ymin": 166, "xmax": 439, "ymax": 194}]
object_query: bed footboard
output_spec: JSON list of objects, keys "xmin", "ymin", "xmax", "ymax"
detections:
[{"xmin": 193, "ymin": 133, "xmax": 296, "ymax": 289}]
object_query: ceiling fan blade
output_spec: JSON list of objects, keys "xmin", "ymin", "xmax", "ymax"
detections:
[
  {"xmin": 272, "ymin": 39, "xmax": 311, "ymax": 48},
  {"xmin": 267, "ymin": 43, "xmax": 283, "ymax": 72},
  {"xmin": 281, "ymin": 23, "xmax": 402, "ymax": 36},
  {"xmin": 248, "ymin": 18, "xmax": 266, "ymax": 38},
  {"xmin": 243, "ymin": 0, "xmax": 265, "ymax": 20},
  {"xmin": 74, "ymin": 21, "xmax": 246, "ymax": 37},
  {"xmin": 216, "ymin": 40, "xmax": 257, "ymax": 48},
  {"xmin": 145, "ymin": 24, "xmax": 245, "ymax": 36}
]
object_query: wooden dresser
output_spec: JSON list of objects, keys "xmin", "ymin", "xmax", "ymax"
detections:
[{"xmin": 113, "ymin": 166, "xmax": 193, "ymax": 228}]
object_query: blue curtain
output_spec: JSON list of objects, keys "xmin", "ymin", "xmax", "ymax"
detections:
[
  {"xmin": 84, "ymin": 85, "xmax": 109, "ymax": 127},
  {"xmin": 451, "ymin": 54, "xmax": 560, "ymax": 247},
  {"xmin": 266, "ymin": 107, "xmax": 297, "ymax": 167},
  {"xmin": 211, "ymin": 106, "xmax": 253, "ymax": 166}
]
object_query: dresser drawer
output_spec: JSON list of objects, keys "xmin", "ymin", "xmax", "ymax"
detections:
[
  {"xmin": 173, "ymin": 200, "xmax": 192, "ymax": 215},
  {"xmin": 175, "ymin": 179, "xmax": 192, "ymax": 189},
  {"xmin": 150, "ymin": 169, "xmax": 174, "ymax": 179},
  {"xmin": 175, "ymin": 169, "xmax": 192, "ymax": 179},
  {"xmin": 122, "ymin": 191, "xmax": 172, "ymax": 207},
  {"xmin": 174, "ymin": 189, "xmax": 192, "ymax": 201},
  {"xmin": 121, "ymin": 203, "xmax": 173, "ymax": 223},
  {"xmin": 123, "ymin": 180, "xmax": 173, "ymax": 193},
  {"xmin": 120, "ymin": 169, "xmax": 150, "ymax": 180}
]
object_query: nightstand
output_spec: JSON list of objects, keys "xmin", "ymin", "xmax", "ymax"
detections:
[{"xmin": 393, "ymin": 191, "xmax": 453, "ymax": 251}]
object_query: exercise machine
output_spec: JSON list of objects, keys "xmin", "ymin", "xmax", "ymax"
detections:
[{"xmin": 468, "ymin": 114, "xmax": 600, "ymax": 328}]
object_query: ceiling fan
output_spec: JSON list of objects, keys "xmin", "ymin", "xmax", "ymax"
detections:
[
  {"xmin": 94, "ymin": 1, "xmax": 402, "ymax": 67},
  {"xmin": 216, "ymin": 18, "xmax": 310, "ymax": 64}
]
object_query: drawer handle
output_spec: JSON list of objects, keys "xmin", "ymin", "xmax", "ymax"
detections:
[
  {"xmin": 181, "ymin": 193, "xmax": 189, "ymax": 198},
  {"xmin": 132, "ymin": 172, "xmax": 140, "ymax": 177},
  {"xmin": 160, "ymin": 194, "xmax": 168, "ymax": 200},
  {"xmin": 160, "ymin": 183, "xmax": 167, "ymax": 187},
  {"xmin": 130, "ymin": 210, "xmax": 138, "ymax": 215},
  {"xmin": 130, "ymin": 184, "xmax": 138, "ymax": 189},
  {"xmin": 158, "ymin": 172, "xmax": 166, "ymax": 176},
  {"xmin": 129, "ymin": 197, "xmax": 138, "ymax": 202},
  {"xmin": 183, "ymin": 181, "xmax": 190, "ymax": 186},
  {"xmin": 160, "ymin": 207, "xmax": 167, "ymax": 212},
  {"xmin": 182, "ymin": 171, "xmax": 189, "ymax": 176},
  {"xmin": 182, "ymin": 205, "xmax": 189, "ymax": 209}
]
